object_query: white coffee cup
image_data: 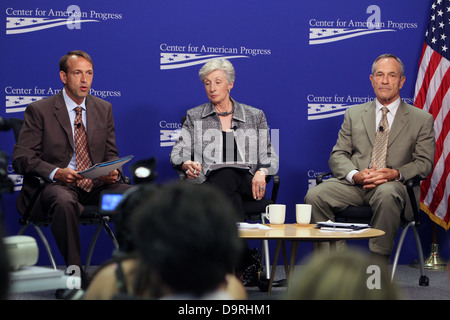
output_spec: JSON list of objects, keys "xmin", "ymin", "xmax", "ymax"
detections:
[
  {"xmin": 296, "ymin": 204, "xmax": 312, "ymax": 225},
  {"xmin": 264, "ymin": 204, "xmax": 286, "ymax": 225}
]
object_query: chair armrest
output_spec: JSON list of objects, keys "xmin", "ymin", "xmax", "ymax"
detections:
[
  {"xmin": 404, "ymin": 176, "xmax": 425, "ymax": 227},
  {"xmin": 316, "ymin": 172, "xmax": 333, "ymax": 185},
  {"xmin": 270, "ymin": 173, "xmax": 280, "ymax": 203},
  {"xmin": 121, "ymin": 175, "xmax": 131, "ymax": 184},
  {"xmin": 176, "ymin": 169, "xmax": 187, "ymax": 180},
  {"xmin": 406, "ymin": 176, "xmax": 424, "ymax": 189},
  {"xmin": 19, "ymin": 175, "xmax": 47, "ymax": 224}
]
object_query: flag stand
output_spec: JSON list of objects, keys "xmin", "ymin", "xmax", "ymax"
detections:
[
  {"xmin": 423, "ymin": 243, "xmax": 447, "ymax": 270},
  {"xmin": 411, "ymin": 225, "xmax": 447, "ymax": 271}
]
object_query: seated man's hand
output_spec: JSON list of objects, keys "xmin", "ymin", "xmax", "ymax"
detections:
[
  {"xmin": 358, "ymin": 167, "xmax": 400, "ymax": 190},
  {"xmin": 353, "ymin": 168, "xmax": 377, "ymax": 186},
  {"xmin": 54, "ymin": 168, "xmax": 84, "ymax": 185},
  {"xmin": 97, "ymin": 169, "xmax": 119, "ymax": 184}
]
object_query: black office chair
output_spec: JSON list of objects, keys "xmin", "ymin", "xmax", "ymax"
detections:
[
  {"xmin": 10, "ymin": 118, "xmax": 123, "ymax": 270},
  {"xmin": 175, "ymin": 116, "xmax": 281, "ymax": 290},
  {"xmin": 175, "ymin": 166, "xmax": 280, "ymax": 277},
  {"xmin": 316, "ymin": 172, "xmax": 429, "ymax": 286}
]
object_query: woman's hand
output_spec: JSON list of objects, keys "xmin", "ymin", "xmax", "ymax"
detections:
[
  {"xmin": 252, "ymin": 170, "xmax": 267, "ymax": 200},
  {"xmin": 182, "ymin": 160, "xmax": 202, "ymax": 179}
]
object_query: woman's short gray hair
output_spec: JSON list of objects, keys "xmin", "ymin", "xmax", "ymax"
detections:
[{"xmin": 199, "ymin": 59, "xmax": 235, "ymax": 84}]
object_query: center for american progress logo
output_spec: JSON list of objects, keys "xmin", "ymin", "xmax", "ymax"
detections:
[
  {"xmin": 5, "ymin": 5, "xmax": 122, "ymax": 34},
  {"xmin": 309, "ymin": 5, "xmax": 418, "ymax": 45},
  {"xmin": 4, "ymin": 5, "xmax": 122, "ymax": 113},
  {"xmin": 159, "ymin": 43, "xmax": 271, "ymax": 70},
  {"xmin": 159, "ymin": 42, "xmax": 272, "ymax": 147},
  {"xmin": 307, "ymin": 5, "xmax": 418, "ymax": 120}
]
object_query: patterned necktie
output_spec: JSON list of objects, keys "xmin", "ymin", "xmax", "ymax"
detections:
[
  {"xmin": 74, "ymin": 107, "xmax": 93, "ymax": 192},
  {"xmin": 370, "ymin": 106, "xmax": 389, "ymax": 169}
]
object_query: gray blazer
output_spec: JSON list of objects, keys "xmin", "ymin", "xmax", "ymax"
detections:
[
  {"xmin": 329, "ymin": 99, "xmax": 435, "ymax": 182},
  {"xmin": 170, "ymin": 98, "xmax": 279, "ymax": 183}
]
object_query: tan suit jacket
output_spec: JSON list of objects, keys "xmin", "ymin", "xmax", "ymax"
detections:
[
  {"xmin": 13, "ymin": 91, "xmax": 121, "ymax": 217},
  {"xmin": 329, "ymin": 100, "xmax": 435, "ymax": 182},
  {"xmin": 306, "ymin": 99, "xmax": 435, "ymax": 255}
]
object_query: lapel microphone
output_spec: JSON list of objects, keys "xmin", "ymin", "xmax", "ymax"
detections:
[
  {"xmin": 74, "ymin": 123, "xmax": 81, "ymax": 129},
  {"xmin": 379, "ymin": 126, "xmax": 384, "ymax": 132}
]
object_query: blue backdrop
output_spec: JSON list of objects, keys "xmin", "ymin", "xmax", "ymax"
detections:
[{"xmin": 1, "ymin": 0, "xmax": 448, "ymax": 267}]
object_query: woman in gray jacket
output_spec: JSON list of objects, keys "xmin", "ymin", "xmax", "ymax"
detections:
[{"xmin": 170, "ymin": 59, "xmax": 279, "ymax": 220}]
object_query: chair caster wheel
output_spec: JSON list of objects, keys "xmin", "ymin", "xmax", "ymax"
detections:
[{"xmin": 419, "ymin": 275, "xmax": 429, "ymax": 286}]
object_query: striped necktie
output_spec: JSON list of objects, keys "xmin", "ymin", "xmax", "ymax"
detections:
[
  {"xmin": 74, "ymin": 106, "xmax": 93, "ymax": 192},
  {"xmin": 370, "ymin": 106, "xmax": 389, "ymax": 169}
]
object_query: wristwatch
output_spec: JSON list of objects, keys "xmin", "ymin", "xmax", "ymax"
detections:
[{"xmin": 258, "ymin": 168, "xmax": 269, "ymax": 175}]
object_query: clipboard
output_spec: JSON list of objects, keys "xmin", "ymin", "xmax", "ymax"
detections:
[
  {"xmin": 78, "ymin": 155, "xmax": 134, "ymax": 179},
  {"xmin": 316, "ymin": 220, "xmax": 370, "ymax": 232},
  {"xmin": 206, "ymin": 162, "xmax": 250, "ymax": 176}
]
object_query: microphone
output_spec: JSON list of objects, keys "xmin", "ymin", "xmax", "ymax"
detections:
[
  {"xmin": 74, "ymin": 123, "xmax": 81, "ymax": 129},
  {"xmin": 231, "ymin": 125, "xmax": 237, "ymax": 130},
  {"xmin": 379, "ymin": 126, "xmax": 384, "ymax": 132}
]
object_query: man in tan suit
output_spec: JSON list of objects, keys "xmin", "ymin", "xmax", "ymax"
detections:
[
  {"xmin": 13, "ymin": 51, "xmax": 131, "ymax": 284},
  {"xmin": 305, "ymin": 54, "xmax": 435, "ymax": 262}
]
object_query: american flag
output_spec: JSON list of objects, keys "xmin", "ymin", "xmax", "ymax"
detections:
[{"xmin": 414, "ymin": 0, "xmax": 450, "ymax": 230}]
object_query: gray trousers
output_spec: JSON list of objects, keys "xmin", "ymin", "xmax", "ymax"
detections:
[{"xmin": 304, "ymin": 178, "xmax": 409, "ymax": 256}]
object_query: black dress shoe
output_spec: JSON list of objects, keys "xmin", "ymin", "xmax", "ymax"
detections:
[
  {"xmin": 55, "ymin": 288, "xmax": 84, "ymax": 300},
  {"xmin": 55, "ymin": 288, "xmax": 66, "ymax": 299},
  {"xmin": 81, "ymin": 271, "xmax": 92, "ymax": 290}
]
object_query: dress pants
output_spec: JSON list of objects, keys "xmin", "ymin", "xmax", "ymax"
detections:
[
  {"xmin": 36, "ymin": 181, "xmax": 132, "ymax": 269},
  {"xmin": 206, "ymin": 168, "xmax": 254, "ymax": 221},
  {"xmin": 304, "ymin": 178, "xmax": 408, "ymax": 256},
  {"xmin": 206, "ymin": 168, "xmax": 260, "ymax": 273}
]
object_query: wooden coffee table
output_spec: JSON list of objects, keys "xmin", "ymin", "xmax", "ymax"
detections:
[{"xmin": 239, "ymin": 223, "xmax": 385, "ymax": 294}]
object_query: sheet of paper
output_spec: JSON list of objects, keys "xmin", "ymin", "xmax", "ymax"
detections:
[
  {"xmin": 237, "ymin": 222, "xmax": 272, "ymax": 230},
  {"xmin": 78, "ymin": 155, "xmax": 134, "ymax": 179}
]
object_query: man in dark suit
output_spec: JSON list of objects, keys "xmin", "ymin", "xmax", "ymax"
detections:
[
  {"xmin": 305, "ymin": 54, "xmax": 436, "ymax": 262},
  {"xmin": 13, "ymin": 51, "xmax": 131, "ymax": 283}
]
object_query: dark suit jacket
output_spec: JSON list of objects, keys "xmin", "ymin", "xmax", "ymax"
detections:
[{"xmin": 13, "ymin": 91, "xmax": 121, "ymax": 216}]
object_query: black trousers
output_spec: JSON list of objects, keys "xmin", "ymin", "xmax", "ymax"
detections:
[{"xmin": 206, "ymin": 168, "xmax": 254, "ymax": 221}]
